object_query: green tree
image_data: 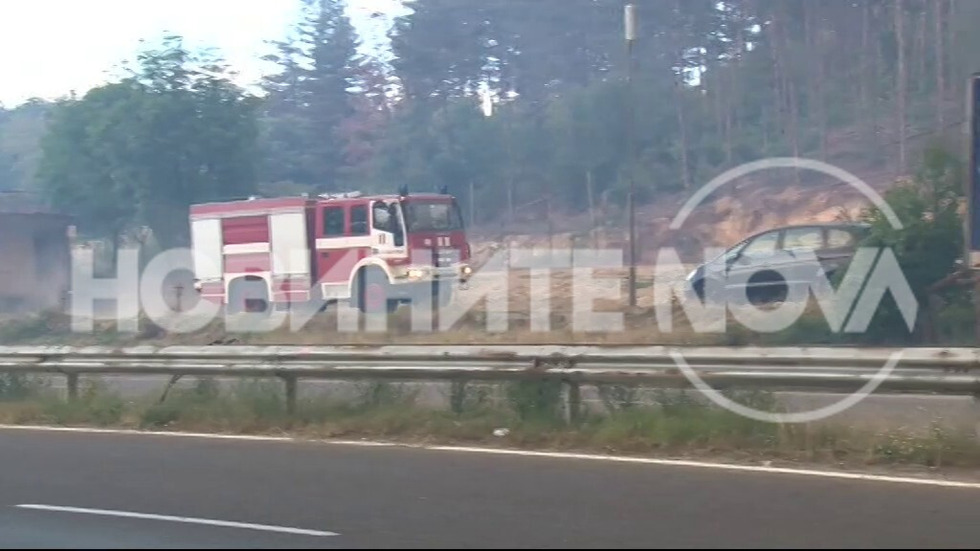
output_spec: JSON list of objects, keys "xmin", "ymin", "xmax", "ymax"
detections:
[
  {"xmin": 260, "ymin": 0, "xmax": 361, "ymax": 190},
  {"xmin": 37, "ymin": 35, "xmax": 259, "ymax": 248},
  {"xmin": 0, "ymin": 99, "xmax": 51, "ymax": 191},
  {"xmin": 36, "ymin": 82, "xmax": 137, "ymax": 241},
  {"xmin": 255, "ymin": 0, "xmax": 980, "ymax": 233},
  {"xmin": 856, "ymin": 144, "xmax": 964, "ymax": 343}
]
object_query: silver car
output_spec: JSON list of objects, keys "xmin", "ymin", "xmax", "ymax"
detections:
[{"xmin": 685, "ymin": 222, "xmax": 873, "ymax": 305}]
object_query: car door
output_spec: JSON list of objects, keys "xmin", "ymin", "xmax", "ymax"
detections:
[
  {"xmin": 820, "ymin": 226, "xmax": 864, "ymax": 279},
  {"xmin": 726, "ymin": 229, "xmax": 783, "ymax": 297},
  {"xmin": 779, "ymin": 226, "xmax": 827, "ymax": 294}
]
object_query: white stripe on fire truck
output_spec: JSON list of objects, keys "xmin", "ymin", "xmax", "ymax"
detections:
[
  {"xmin": 223, "ymin": 243, "xmax": 271, "ymax": 255},
  {"xmin": 190, "ymin": 207, "xmax": 307, "ymax": 221},
  {"xmin": 314, "ymin": 236, "xmax": 374, "ymax": 250}
]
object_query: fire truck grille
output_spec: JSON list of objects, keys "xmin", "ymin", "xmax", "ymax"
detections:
[{"xmin": 433, "ymin": 249, "xmax": 457, "ymax": 267}]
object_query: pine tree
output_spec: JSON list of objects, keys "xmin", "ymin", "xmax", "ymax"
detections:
[{"xmin": 260, "ymin": 0, "xmax": 361, "ymax": 191}]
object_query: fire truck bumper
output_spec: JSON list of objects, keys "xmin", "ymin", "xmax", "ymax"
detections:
[
  {"xmin": 399, "ymin": 264, "xmax": 472, "ymax": 285},
  {"xmin": 390, "ymin": 264, "xmax": 472, "ymax": 298}
]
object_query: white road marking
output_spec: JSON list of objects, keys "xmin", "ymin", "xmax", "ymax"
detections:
[
  {"xmin": 14, "ymin": 504, "xmax": 338, "ymax": 537},
  {"xmin": 0, "ymin": 425, "xmax": 297, "ymax": 442},
  {"xmin": 2, "ymin": 424, "xmax": 980, "ymax": 490},
  {"xmin": 420, "ymin": 446, "xmax": 980, "ymax": 489},
  {"xmin": 0, "ymin": 424, "xmax": 402, "ymax": 446}
]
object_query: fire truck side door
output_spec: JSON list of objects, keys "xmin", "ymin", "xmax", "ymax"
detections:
[{"xmin": 371, "ymin": 200, "xmax": 406, "ymax": 254}]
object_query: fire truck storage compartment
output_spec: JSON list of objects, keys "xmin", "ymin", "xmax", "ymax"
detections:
[
  {"xmin": 269, "ymin": 212, "xmax": 311, "ymax": 276},
  {"xmin": 221, "ymin": 215, "xmax": 269, "ymax": 244},
  {"xmin": 190, "ymin": 218, "xmax": 223, "ymax": 279}
]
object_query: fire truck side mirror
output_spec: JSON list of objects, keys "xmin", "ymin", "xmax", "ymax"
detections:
[{"xmin": 387, "ymin": 204, "xmax": 405, "ymax": 247}]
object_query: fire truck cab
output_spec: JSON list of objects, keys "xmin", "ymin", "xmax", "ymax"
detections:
[{"xmin": 189, "ymin": 189, "xmax": 472, "ymax": 314}]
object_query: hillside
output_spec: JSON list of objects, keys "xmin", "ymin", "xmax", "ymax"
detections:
[
  {"xmin": 459, "ymin": 121, "xmax": 926, "ymax": 315},
  {"xmin": 467, "ymin": 159, "xmax": 898, "ymax": 268}
]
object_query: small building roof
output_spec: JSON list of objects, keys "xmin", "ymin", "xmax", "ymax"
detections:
[{"xmin": 0, "ymin": 191, "xmax": 64, "ymax": 216}]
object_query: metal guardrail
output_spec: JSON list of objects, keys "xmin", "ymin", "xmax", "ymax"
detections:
[
  {"xmin": 2, "ymin": 343, "xmax": 980, "ymax": 362},
  {"xmin": 0, "ymin": 345, "xmax": 978, "ymax": 416}
]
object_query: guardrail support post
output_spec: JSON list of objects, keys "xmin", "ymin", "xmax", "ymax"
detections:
[
  {"xmin": 565, "ymin": 381, "xmax": 582, "ymax": 425},
  {"xmin": 66, "ymin": 373, "xmax": 79, "ymax": 402},
  {"xmin": 450, "ymin": 380, "xmax": 468, "ymax": 415},
  {"xmin": 283, "ymin": 375, "xmax": 298, "ymax": 417}
]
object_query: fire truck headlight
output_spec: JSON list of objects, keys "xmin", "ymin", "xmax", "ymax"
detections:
[
  {"xmin": 461, "ymin": 265, "xmax": 473, "ymax": 277},
  {"xmin": 407, "ymin": 268, "xmax": 426, "ymax": 280}
]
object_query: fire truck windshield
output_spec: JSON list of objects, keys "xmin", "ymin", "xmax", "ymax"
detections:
[{"xmin": 402, "ymin": 201, "xmax": 464, "ymax": 233}]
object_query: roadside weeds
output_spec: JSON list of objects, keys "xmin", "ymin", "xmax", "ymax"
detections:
[{"xmin": 0, "ymin": 373, "xmax": 978, "ymax": 475}]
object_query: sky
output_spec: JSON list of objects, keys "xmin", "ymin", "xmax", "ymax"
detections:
[{"xmin": 0, "ymin": 0, "xmax": 406, "ymax": 107}]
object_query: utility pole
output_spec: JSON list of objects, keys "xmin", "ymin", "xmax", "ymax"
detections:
[
  {"xmin": 625, "ymin": 3, "xmax": 638, "ymax": 308},
  {"xmin": 967, "ymin": 74, "xmax": 980, "ymax": 342},
  {"xmin": 469, "ymin": 180, "xmax": 475, "ymax": 228}
]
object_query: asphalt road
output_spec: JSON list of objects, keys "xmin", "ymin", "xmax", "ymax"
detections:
[{"xmin": 2, "ymin": 428, "xmax": 980, "ymax": 548}]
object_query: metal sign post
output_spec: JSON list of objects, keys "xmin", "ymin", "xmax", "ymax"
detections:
[
  {"xmin": 625, "ymin": 3, "xmax": 638, "ymax": 308},
  {"xmin": 966, "ymin": 74, "xmax": 980, "ymax": 342},
  {"xmin": 967, "ymin": 74, "xmax": 980, "ymax": 264}
]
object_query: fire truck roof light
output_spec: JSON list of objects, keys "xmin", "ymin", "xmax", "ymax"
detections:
[{"xmin": 319, "ymin": 191, "xmax": 363, "ymax": 200}]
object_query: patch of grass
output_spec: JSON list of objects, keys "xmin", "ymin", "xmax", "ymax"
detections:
[
  {"xmin": 0, "ymin": 374, "xmax": 48, "ymax": 401},
  {"xmin": 586, "ymin": 401, "xmax": 780, "ymax": 453},
  {"xmin": 37, "ymin": 380, "xmax": 125, "ymax": 426},
  {"xmin": 596, "ymin": 384, "xmax": 640, "ymax": 412},
  {"xmin": 41, "ymin": 397, "xmax": 125, "ymax": 426},
  {"xmin": 445, "ymin": 380, "xmax": 494, "ymax": 415},
  {"xmin": 140, "ymin": 378, "xmax": 288, "ymax": 431},
  {"xmin": 0, "ymin": 401, "xmax": 46, "ymax": 424},
  {"xmin": 353, "ymin": 381, "xmax": 418, "ymax": 410},
  {"xmin": 862, "ymin": 423, "xmax": 980, "ymax": 468},
  {"xmin": 505, "ymin": 378, "xmax": 565, "ymax": 423}
]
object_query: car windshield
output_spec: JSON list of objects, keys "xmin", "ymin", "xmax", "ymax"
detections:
[
  {"xmin": 402, "ymin": 201, "xmax": 464, "ymax": 232},
  {"xmin": 706, "ymin": 240, "xmax": 747, "ymax": 264}
]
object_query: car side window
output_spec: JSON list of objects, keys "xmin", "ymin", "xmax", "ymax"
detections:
[
  {"xmin": 782, "ymin": 227, "xmax": 824, "ymax": 252},
  {"xmin": 742, "ymin": 231, "xmax": 779, "ymax": 257},
  {"xmin": 826, "ymin": 228, "xmax": 855, "ymax": 249},
  {"xmin": 723, "ymin": 240, "xmax": 748, "ymax": 262}
]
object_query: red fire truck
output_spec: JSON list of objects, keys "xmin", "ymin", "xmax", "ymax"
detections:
[{"xmin": 189, "ymin": 189, "xmax": 473, "ymax": 314}]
